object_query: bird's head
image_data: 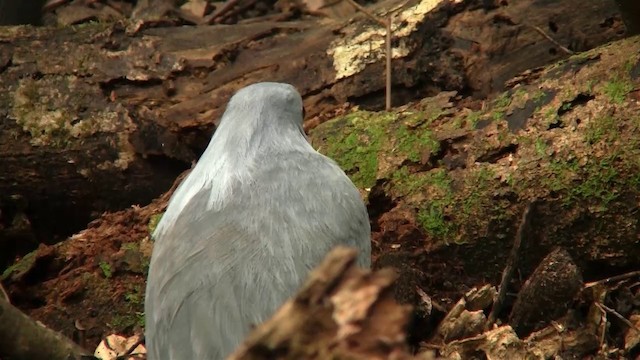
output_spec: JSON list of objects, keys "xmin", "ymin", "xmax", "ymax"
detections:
[{"xmin": 215, "ymin": 82, "xmax": 307, "ymax": 150}]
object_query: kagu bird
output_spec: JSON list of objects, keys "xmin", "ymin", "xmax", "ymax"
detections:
[{"xmin": 145, "ymin": 82, "xmax": 371, "ymax": 360}]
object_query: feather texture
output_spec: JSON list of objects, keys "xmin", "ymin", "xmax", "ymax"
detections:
[{"xmin": 145, "ymin": 82, "xmax": 371, "ymax": 360}]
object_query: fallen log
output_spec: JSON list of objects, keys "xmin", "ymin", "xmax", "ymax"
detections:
[{"xmin": 0, "ymin": 0, "xmax": 625, "ymax": 249}]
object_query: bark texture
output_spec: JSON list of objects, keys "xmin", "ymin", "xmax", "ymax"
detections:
[{"xmin": 0, "ymin": 0, "xmax": 625, "ymax": 250}]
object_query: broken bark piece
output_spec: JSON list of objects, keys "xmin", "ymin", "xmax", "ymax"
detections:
[
  {"xmin": 441, "ymin": 326, "xmax": 529, "ymax": 359},
  {"xmin": 0, "ymin": 296, "xmax": 90, "ymax": 360},
  {"xmin": 432, "ymin": 285, "xmax": 496, "ymax": 343},
  {"xmin": 181, "ymin": 0, "xmax": 211, "ymax": 19},
  {"xmin": 524, "ymin": 322, "xmax": 599, "ymax": 359},
  {"xmin": 509, "ymin": 247, "xmax": 583, "ymax": 337},
  {"xmin": 228, "ymin": 246, "xmax": 414, "ymax": 360}
]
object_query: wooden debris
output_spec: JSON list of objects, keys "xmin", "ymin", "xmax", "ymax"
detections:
[{"xmin": 228, "ymin": 246, "xmax": 414, "ymax": 360}]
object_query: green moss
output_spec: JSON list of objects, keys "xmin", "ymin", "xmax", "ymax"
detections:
[
  {"xmin": 121, "ymin": 242, "xmax": 139, "ymax": 251},
  {"xmin": 137, "ymin": 311, "xmax": 145, "ymax": 327},
  {"xmin": 141, "ymin": 256, "xmax": 151, "ymax": 276},
  {"xmin": 11, "ymin": 79, "xmax": 71, "ymax": 146},
  {"xmin": 1, "ymin": 251, "xmax": 37, "ymax": 281},
  {"xmin": 418, "ymin": 205, "xmax": 451, "ymax": 239},
  {"xmin": 395, "ymin": 124, "xmax": 439, "ymax": 162},
  {"xmin": 543, "ymin": 106, "xmax": 557, "ymax": 119},
  {"xmin": 466, "ymin": 111, "xmax": 481, "ymax": 128},
  {"xmin": 109, "ymin": 312, "xmax": 145, "ymax": 329},
  {"xmin": 492, "ymin": 110, "xmax": 505, "ymax": 122},
  {"xmin": 392, "ymin": 167, "xmax": 428, "ymax": 194},
  {"xmin": 99, "ymin": 261, "xmax": 113, "ymax": 278},
  {"xmin": 462, "ymin": 166, "xmax": 495, "ymax": 214},
  {"xmin": 532, "ymin": 89, "xmax": 547, "ymax": 103},
  {"xmin": 568, "ymin": 156, "xmax": 620, "ymax": 209},
  {"xmin": 543, "ymin": 156, "xmax": 579, "ymax": 193},
  {"xmin": 148, "ymin": 214, "xmax": 163, "ymax": 236},
  {"xmin": 584, "ymin": 115, "xmax": 618, "ymax": 145},
  {"xmin": 531, "ymin": 149, "xmax": 628, "ymax": 211},
  {"xmin": 124, "ymin": 285, "xmax": 144, "ymax": 306},
  {"xmin": 108, "ymin": 283, "xmax": 146, "ymax": 330},
  {"xmin": 603, "ymin": 77, "xmax": 633, "ymax": 104},
  {"xmin": 318, "ymin": 111, "xmax": 392, "ymax": 189},
  {"xmin": 534, "ymin": 138, "xmax": 548, "ymax": 157},
  {"xmin": 494, "ymin": 92, "xmax": 512, "ymax": 109},
  {"xmin": 415, "ymin": 169, "xmax": 455, "ymax": 241}
]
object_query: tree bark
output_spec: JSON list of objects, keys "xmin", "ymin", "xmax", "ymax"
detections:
[{"xmin": 0, "ymin": 0, "xmax": 625, "ymax": 247}]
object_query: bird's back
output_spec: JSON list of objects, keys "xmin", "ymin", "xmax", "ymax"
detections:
[{"xmin": 145, "ymin": 149, "xmax": 370, "ymax": 360}]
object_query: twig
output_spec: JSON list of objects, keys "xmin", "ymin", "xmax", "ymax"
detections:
[
  {"xmin": 528, "ymin": 24, "xmax": 574, "ymax": 55},
  {"xmin": 115, "ymin": 334, "xmax": 145, "ymax": 360},
  {"xmin": 215, "ymin": 0, "xmax": 260, "ymax": 24},
  {"xmin": 485, "ymin": 199, "xmax": 536, "ymax": 329},
  {"xmin": 206, "ymin": 0, "xmax": 241, "ymax": 24},
  {"xmin": 344, "ymin": 0, "xmax": 392, "ymax": 110},
  {"xmin": 385, "ymin": 15, "xmax": 391, "ymax": 111},
  {"xmin": 584, "ymin": 270, "xmax": 640, "ymax": 288},
  {"xmin": 595, "ymin": 302, "xmax": 640, "ymax": 334},
  {"xmin": 343, "ymin": 0, "xmax": 385, "ymax": 26}
]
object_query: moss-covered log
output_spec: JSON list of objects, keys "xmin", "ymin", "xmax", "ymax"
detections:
[
  {"xmin": 0, "ymin": 0, "xmax": 625, "ymax": 253},
  {"xmin": 310, "ymin": 35, "xmax": 640, "ymax": 292}
]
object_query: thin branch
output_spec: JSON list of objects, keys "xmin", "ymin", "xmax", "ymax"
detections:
[
  {"xmin": 343, "ymin": 0, "xmax": 392, "ymax": 110},
  {"xmin": 595, "ymin": 302, "xmax": 640, "ymax": 334},
  {"xmin": 115, "ymin": 334, "xmax": 146, "ymax": 360},
  {"xmin": 343, "ymin": 0, "xmax": 386, "ymax": 26},
  {"xmin": 206, "ymin": 0, "xmax": 241, "ymax": 24},
  {"xmin": 485, "ymin": 199, "xmax": 536, "ymax": 329},
  {"xmin": 214, "ymin": 0, "xmax": 260, "ymax": 24},
  {"xmin": 528, "ymin": 24, "xmax": 574, "ymax": 55},
  {"xmin": 584, "ymin": 270, "xmax": 640, "ymax": 288},
  {"xmin": 385, "ymin": 15, "xmax": 392, "ymax": 111}
]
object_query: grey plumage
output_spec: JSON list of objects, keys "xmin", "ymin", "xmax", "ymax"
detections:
[{"xmin": 145, "ymin": 82, "xmax": 371, "ymax": 360}]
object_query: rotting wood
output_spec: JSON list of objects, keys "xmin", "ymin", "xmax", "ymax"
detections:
[
  {"xmin": 0, "ymin": 0, "xmax": 625, "ymax": 246},
  {"xmin": 228, "ymin": 246, "xmax": 414, "ymax": 360}
]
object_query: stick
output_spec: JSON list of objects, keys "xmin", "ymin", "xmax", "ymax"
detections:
[
  {"xmin": 528, "ymin": 24, "xmax": 574, "ymax": 55},
  {"xmin": 344, "ymin": 0, "xmax": 392, "ymax": 110},
  {"xmin": 485, "ymin": 199, "xmax": 536, "ymax": 329}
]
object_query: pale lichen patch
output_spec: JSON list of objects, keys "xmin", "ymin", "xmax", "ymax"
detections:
[
  {"xmin": 10, "ymin": 76, "xmax": 126, "ymax": 147},
  {"xmin": 327, "ymin": 0, "xmax": 445, "ymax": 79}
]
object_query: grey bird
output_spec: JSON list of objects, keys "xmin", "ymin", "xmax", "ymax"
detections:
[{"xmin": 144, "ymin": 82, "xmax": 371, "ymax": 360}]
